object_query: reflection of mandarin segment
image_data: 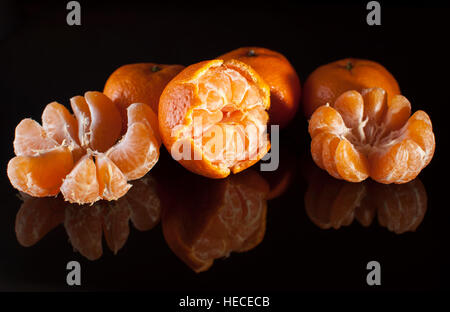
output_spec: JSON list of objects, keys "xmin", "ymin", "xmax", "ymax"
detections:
[
  {"xmin": 308, "ymin": 88, "xmax": 435, "ymax": 184},
  {"xmin": 7, "ymin": 92, "xmax": 161, "ymax": 204},
  {"xmin": 158, "ymin": 59, "xmax": 271, "ymax": 178},
  {"xmin": 161, "ymin": 170, "xmax": 269, "ymax": 273},
  {"xmin": 219, "ymin": 47, "xmax": 301, "ymax": 128}
]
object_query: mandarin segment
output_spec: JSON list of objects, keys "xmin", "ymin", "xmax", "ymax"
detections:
[
  {"xmin": 127, "ymin": 103, "xmax": 161, "ymax": 145},
  {"xmin": 383, "ymin": 95, "xmax": 411, "ymax": 132},
  {"xmin": 335, "ymin": 139, "xmax": 369, "ymax": 182},
  {"xmin": 83, "ymin": 91, "xmax": 122, "ymax": 152},
  {"xmin": 333, "ymin": 90, "xmax": 364, "ymax": 129},
  {"xmin": 60, "ymin": 154, "xmax": 100, "ymax": 204},
  {"xmin": 42, "ymin": 102, "xmax": 80, "ymax": 146},
  {"xmin": 14, "ymin": 119, "xmax": 58, "ymax": 156},
  {"xmin": 308, "ymin": 105, "xmax": 347, "ymax": 137},
  {"xmin": 96, "ymin": 154, "xmax": 132, "ymax": 201},
  {"xmin": 42, "ymin": 102, "xmax": 83, "ymax": 161},
  {"xmin": 7, "ymin": 146, "xmax": 74, "ymax": 197},
  {"xmin": 106, "ymin": 122, "xmax": 159, "ymax": 180},
  {"xmin": 308, "ymin": 88, "xmax": 435, "ymax": 184}
]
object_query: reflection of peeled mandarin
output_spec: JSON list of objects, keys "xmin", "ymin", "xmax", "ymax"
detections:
[
  {"xmin": 304, "ymin": 163, "xmax": 427, "ymax": 233},
  {"xmin": 14, "ymin": 175, "xmax": 161, "ymax": 261},
  {"xmin": 158, "ymin": 59, "xmax": 271, "ymax": 179},
  {"xmin": 308, "ymin": 88, "xmax": 435, "ymax": 184},
  {"xmin": 161, "ymin": 169, "xmax": 269, "ymax": 273}
]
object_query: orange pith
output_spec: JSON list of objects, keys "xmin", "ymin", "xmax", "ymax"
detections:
[
  {"xmin": 219, "ymin": 47, "xmax": 301, "ymax": 128},
  {"xmin": 159, "ymin": 59, "xmax": 271, "ymax": 179},
  {"xmin": 308, "ymin": 88, "xmax": 435, "ymax": 184},
  {"xmin": 7, "ymin": 92, "xmax": 161, "ymax": 204},
  {"xmin": 103, "ymin": 63, "xmax": 185, "ymax": 133}
]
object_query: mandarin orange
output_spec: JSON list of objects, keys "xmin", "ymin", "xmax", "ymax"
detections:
[
  {"xmin": 103, "ymin": 63, "xmax": 184, "ymax": 133},
  {"xmin": 303, "ymin": 58, "xmax": 400, "ymax": 117}
]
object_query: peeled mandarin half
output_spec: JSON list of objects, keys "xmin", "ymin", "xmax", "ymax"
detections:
[
  {"xmin": 158, "ymin": 59, "xmax": 271, "ymax": 179},
  {"xmin": 8, "ymin": 92, "xmax": 161, "ymax": 204},
  {"xmin": 308, "ymin": 88, "xmax": 435, "ymax": 184}
]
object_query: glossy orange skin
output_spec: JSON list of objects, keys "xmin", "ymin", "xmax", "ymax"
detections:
[
  {"xmin": 219, "ymin": 47, "xmax": 301, "ymax": 128},
  {"xmin": 302, "ymin": 58, "xmax": 400, "ymax": 117},
  {"xmin": 104, "ymin": 63, "xmax": 184, "ymax": 132}
]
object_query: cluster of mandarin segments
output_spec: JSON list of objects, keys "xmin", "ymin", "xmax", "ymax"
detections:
[
  {"xmin": 308, "ymin": 88, "xmax": 435, "ymax": 184},
  {"xmin": 7, "ymin": 91, "xmax": 161, "ymax": 204},
  {"xmin": 158, "ymin": 59, "xmax": 271, "ymax": 179}
]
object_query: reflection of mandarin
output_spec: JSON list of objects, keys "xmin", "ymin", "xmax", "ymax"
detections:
[
  {"xmin": 7, "ymin": 92, "xmax": 160, "ymax": 204},
  {"xmin": 103, "ymin": 63, "xmax": 184, "ymax": 133},
  {"xmin": 219, "ymin": 47, "xmax": 301, "ymax": 128},
  {"xmin": 304, "ymin": 162, "xmax": 427, "ymax": 233},
  {"xmin": 158, "ymin": 59, "xmax": 271, "ymax": 179},
  {"xmin": 308, "ymin": 88, "xmax": 435, "ymax": 184},
  {"xmin": 14, "ymin": 175, "xmax": 162, "ymax": 260},
  {"xmin": 302, "ymin": 58, "xmax": 400, "ymax": 117},
  {"xmin": 161, "ymin": 170, "xmax": 269, "ymax": 273}
]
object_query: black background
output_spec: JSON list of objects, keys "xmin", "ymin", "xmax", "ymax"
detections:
[{"xmin": 0, "ymin": 0, "xmax": 449, "ymax": 300}]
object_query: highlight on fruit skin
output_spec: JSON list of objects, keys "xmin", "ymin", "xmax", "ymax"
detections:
[
  {"xmin": 158, "ymin": 59, "xmax": 271, "ymax": 179},
  {"xmin": 308, "ymin": 88, "xmax": 435, "ymax": 184},
  {"xmin": 7, "ymin": 92, "xmax": 161, "ymax": 204}
]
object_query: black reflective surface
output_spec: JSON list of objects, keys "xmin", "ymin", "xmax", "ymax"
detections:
[{"xmin": 0, "ymin": 1, "xmax": 448, "ymax": 293}]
